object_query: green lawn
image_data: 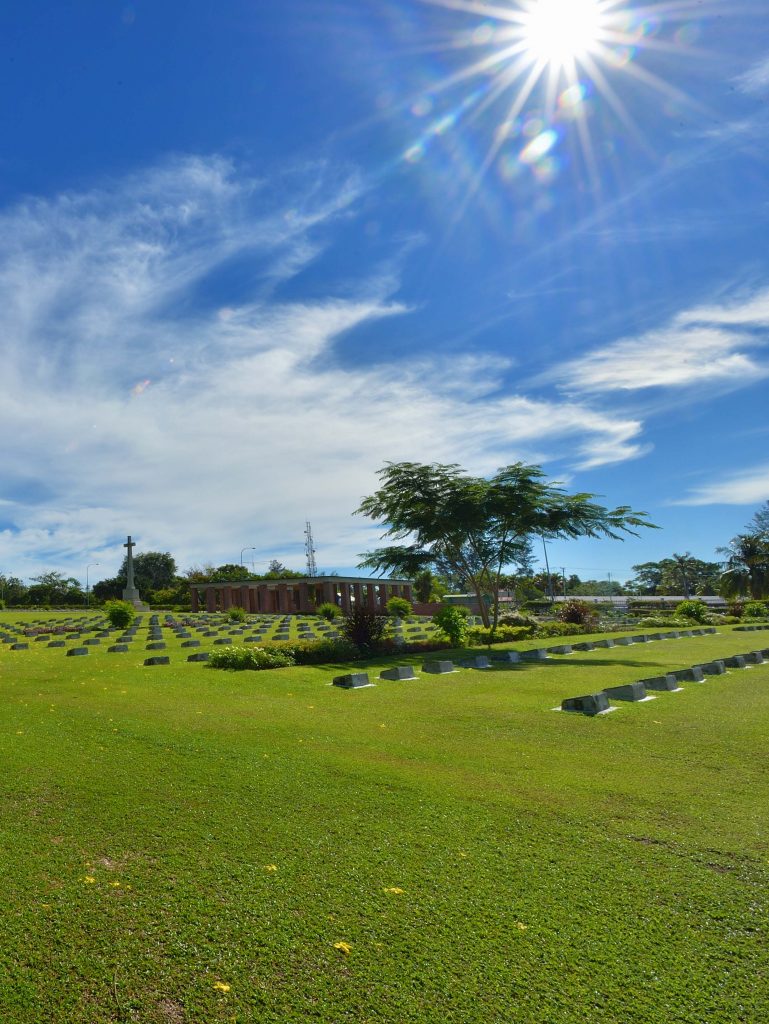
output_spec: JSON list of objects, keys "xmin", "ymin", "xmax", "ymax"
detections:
[{"xmin": 1, "ymin": 612, "xmax": 767, "ymax": 1022}]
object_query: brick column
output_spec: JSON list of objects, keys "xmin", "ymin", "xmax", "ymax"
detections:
[
  {"xmin": 322, "ymin": 581, "xmax": 337, "ymax": 606},
  {"xmin": 277, "ymin": 584, "xmax": 289, "ymax": 613},
  {"xmin": 402, "ymin": 584, "xmax": 414, "ymax": 603},
  {"xmin": 367, "ymin": 584, "xmax": 379, "ymax": 611},
  {"xmin": 298, "ymin": 581, "xmax": 312, "ymax": 613},
  {"xmin": 206, "ymin": 587, "xmax": 216, "ymax": 612},
  {"xmin": 378, "ymin": 584, "xmax": 389, "ymax": 609},
  {"xmin": 340, "ymin": 582, "xmax": 351, "ymax": 613},
  {"xmin": 190, "ymin": 588, "xmax": 200, "ymax": 612},
  {"xmin": 239, "ymin": 585, "xmax": 251, "ymax": 610},
  {"xmin": 221, "ymin": 586, "xmax": 233, "ymax": 610},
  {"xmin": 257, "ymin": 584, "xmax": 270, "ymax": 612},
  {"xmin": 352, "ymin": 582, "xmax": 363, "ymax": 609}
]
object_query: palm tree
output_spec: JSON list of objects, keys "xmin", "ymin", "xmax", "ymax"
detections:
[{"xmin": 719, "ymin": 534, "xmax": 769, "ymax": 600}]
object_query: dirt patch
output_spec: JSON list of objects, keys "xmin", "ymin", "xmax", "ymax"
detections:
[{"xmin": 157, "ymin": 998, "xmax": 185, "ymax": 1023}]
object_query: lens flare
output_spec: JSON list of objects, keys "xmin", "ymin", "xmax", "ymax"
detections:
[{"xmin": 523, "ymin": 0, "xmax": 604, "ymax": 67}]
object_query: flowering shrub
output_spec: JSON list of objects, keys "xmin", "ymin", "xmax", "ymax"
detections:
[
  {"xmin": 227, "ymin": 606, "xmax": 247, "ymax": 623},
  {"xmin": 207, "ymin": 646, "xmax": 294, "ymax": 671},
  {"xmin": 557, "ymin": 600, "xmax": 599, "ymax": 630}
]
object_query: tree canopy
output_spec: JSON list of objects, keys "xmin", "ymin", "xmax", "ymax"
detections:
[{"xmin": 356, "ymin": 461, "xmax": 654, "ymax": 628}]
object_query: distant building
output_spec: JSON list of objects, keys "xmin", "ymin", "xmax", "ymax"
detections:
[{"xmin": 191, "ymin": 575, "xmax": 413, "ymax": 614}]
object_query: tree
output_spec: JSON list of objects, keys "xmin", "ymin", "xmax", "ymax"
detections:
[
  {"xmin": 719, "ymin": 534, "xmax": 769, "ymax": 600},
  {"xmin": 628, "ymin": 556, "xmax": 721, "ymax": 597},
  {"xmin": 747, "ymin": 501, "xmax": 769, "ymax": 537},
  {"xmin": 27, "ymin": 572, "xmax": 83, "ymax": 605},
  {"xmin": 117, "ymin": 551, "xmax": 177, "ymax": 593},
  {"xmin": 356, "ymin": 461, "xmax": 654, "ymax": 630}
]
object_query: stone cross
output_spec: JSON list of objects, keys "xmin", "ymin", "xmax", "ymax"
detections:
[
  {"xmin": 124, "ymin": 535, "xmax": 136, "ymax": 591},
  {"xmin": 122, "ymin": 535, "xmax": 144, "ymax": 608}
]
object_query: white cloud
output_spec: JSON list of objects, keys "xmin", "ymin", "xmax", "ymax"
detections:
[
  {"xmin": 0, "ymin": 156, "xmax": 646, "ymax": 581},
  {"xmin": 674, "ymin": 464, "xmax": 769, "ymax": 506},
  {"xmin": 735, "ymin": 54, "xmax": 769, "ymax": 95},
  {"xmin": 553, "ymin": 287, "xmax": 769, "ymax": 394}
]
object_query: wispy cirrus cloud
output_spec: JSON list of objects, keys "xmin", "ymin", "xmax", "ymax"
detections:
[
  {"xmin": 0, "ymin": 155, "xmax": 645, "ymax": 580},
  {"xmin": 552, "ymin": 286, "xmax": 769, "ymax": 395},
  {"xmin": 735, "ymin": 53, "xmax": 769, "ymax": 95},
  {"xmin": 674, "ymin": 463, "xmax": 769, "ymax": 506}
]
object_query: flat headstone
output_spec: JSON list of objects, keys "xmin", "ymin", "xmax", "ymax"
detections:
[
  {"xmin": 47, "ymin": 640, "xmax": 66, "ymax": 648},
  {"xmin": 146, "ymin": 642, "xmax": 166, "ymax": 650},
  {"xmin": 380, "ymin": 665, "xmax": 418, "ymax": 680},
  {"xmin": 213, "ymin": 638, "xmax": 232, "ymax": 645},
  {"xmin": 561, "ymin": 692, "xmax": 610, "ymax": 716},
  {"xmin": 67, "ymin": 647, "xmax": 88, "ymax": 656},
  {"xmin": 421, "ymin": 661, "xmax": 455, "ymax": 674},
  {"xmin": 459, "ymin": 655, "xmax": 491, "ymax": 669},
  {"xmin": 181, "ymin": 640, "xmax": 200, "ymax": 648},
  {"xmin": 571, "ymin": 642, "xmax": 594, "ymax": 652},
  {"xmin": 9, "ymin": 642, "xmax": 29, "ymax": 650},
  {"xmin": 603, "ymin": 682, "xmax": 647, "ymax": 702},
  {"xmin": 187, "ymin": 652, "xmax": 210, "ymax": 662},
  {"xmin": 548, "ymin": 645, "xmax": 573, "ymax": 655},
  {"xmin": 333, "ymin": 673, "xmax": 371, "ymax": 689},
  {"xmin": 698, "ymin": 660, "xmax": 726, "ymax": 675},
  {"xmin": 144, "ymin": 656, "xmax": 170, "ymax": 666},
  {"xmin": 639, "ymin": 674, "xmax": 679, "ymax": 691},
  {"xmin": 724, "ymin": 655, "xmax": 747, "ymax": 669},
  {"xmin": 745, "ymin": 651, "xmax": 765, "ymax": 664},
  {"xmin": 674, "ymin": 667, "xmax": 705, "ymax": 682},
  {"xmin": 492, "ymin": 651, "xmax": 520, "ymax": 663},
  {"xmin": 522, "ymin": 649, "xmax": 548, "ymax": 660},
  {"xmin": 594, "ymin": 639, "xmax": 615, "ymax": 648}
]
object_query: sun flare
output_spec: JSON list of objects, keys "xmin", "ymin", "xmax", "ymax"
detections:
[{"xmin": 522, "ymin": 0, "xmax": 605, "ymax": 67}]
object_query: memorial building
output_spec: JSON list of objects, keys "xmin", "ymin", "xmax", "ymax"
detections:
[{"xmin": 190, "ymin": 576, "xmax": 414, "ymax": 614}]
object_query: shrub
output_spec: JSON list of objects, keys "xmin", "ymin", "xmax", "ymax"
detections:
[
  {"xmin": 534, "ymin": 620, "xmax": 593, "ymax": 638},
  {"xmin": 316, "ymin": 602, "xmax": 342, "ymax": 621},
  {"xmin": 207, "ymin": 645, "xmax": 294, "ymax": 671},
  {"xmin": 432, "ymin": 606, "xmax": 470, "ymax": 647},
  {"xmin": 386, "ymin": 596, "xmax": 412, "ymax": 619},
  {"xmin": 744, "ymin": 600, "xmax": 768, "ymax": 619},
  {"xmin": 727, "ymin": 601, "xmax": 744, "ymax": 618},
  {"xmin": 557, "ymin": 600, "xmax": 598, "ymax": 630},
  {"xmin": 674, "ymin": 600, "xmax": 709, "ymax": 623},
  {"xmin": 468, "ymin": 625, "xmax": 534, "ymax": 645},
  {"xmin": 105, "ymin": 600, "xmax": 136, "ymax": 629},
  {"xmin": 227, "ymin": 606, "xmax": 247, "ymax": 623},
  {"xmin": 341, "ymin": 606, "xmax": 388, "ymax": 653},
  {"xmin": 498, "ymin": 612, "xmax": 536, "ymax": 628}
]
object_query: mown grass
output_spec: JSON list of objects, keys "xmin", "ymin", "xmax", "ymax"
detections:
[{"xmin": 0, "ymin": 612, "xmax": 767, "ymax": 1022}]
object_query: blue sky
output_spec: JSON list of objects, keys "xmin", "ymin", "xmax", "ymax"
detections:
[{"xmin": 0, "ymin": 0, "xmax": 768, "ymax": 587}]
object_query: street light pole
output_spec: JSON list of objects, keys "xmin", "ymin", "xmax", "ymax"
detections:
[
  {"xmin": 86, "ymin": 563, "xmax": 100, "ymax": 608},
  {"xmin": 240, "ymin": 546, "xmax": 256, "ymax": 566}
]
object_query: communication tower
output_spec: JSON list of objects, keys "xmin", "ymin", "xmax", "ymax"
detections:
[{"xmin": 304, "ymin": 521, "xmax": 318, "ymax": 577}]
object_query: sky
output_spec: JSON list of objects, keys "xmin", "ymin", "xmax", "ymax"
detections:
[{"xmin": 0, "ymin": 0, "xmax": 768, "ymax": 588}]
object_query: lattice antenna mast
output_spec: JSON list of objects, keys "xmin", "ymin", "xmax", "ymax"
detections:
[{"xmin": 304, "ymin": 521, "xmax": 318, "ymax": 577}]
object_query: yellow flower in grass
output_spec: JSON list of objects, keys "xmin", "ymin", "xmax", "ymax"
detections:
[
  {"xmin": 213, "ymin": 981, "xmax": 231, "ymax": 992},
  {"xmin": 109, "ymin": 881, "xmax": 121, "ymax": 888},
  {"xmin": 264, "ymin": 864, "xmax": 278, "ymax": 872},
  {"xmin": 516, "ymin": 922, "xmax": 528, "ymax": 931},
  {"xmin": 83, "ymin": 876, "xmax": 96, "ymax": 884},
  {"xmin": 333, "ymin": 941, "xmax": 352, "ymax": 955},
  {"xmin": 383, "ymin": 887, "xmax": 405, "ymax": 895}
]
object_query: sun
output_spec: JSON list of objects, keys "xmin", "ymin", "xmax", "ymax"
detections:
[{"xmin": 522, "ymin": 0, "xmax": 606, "ymax": 67}]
